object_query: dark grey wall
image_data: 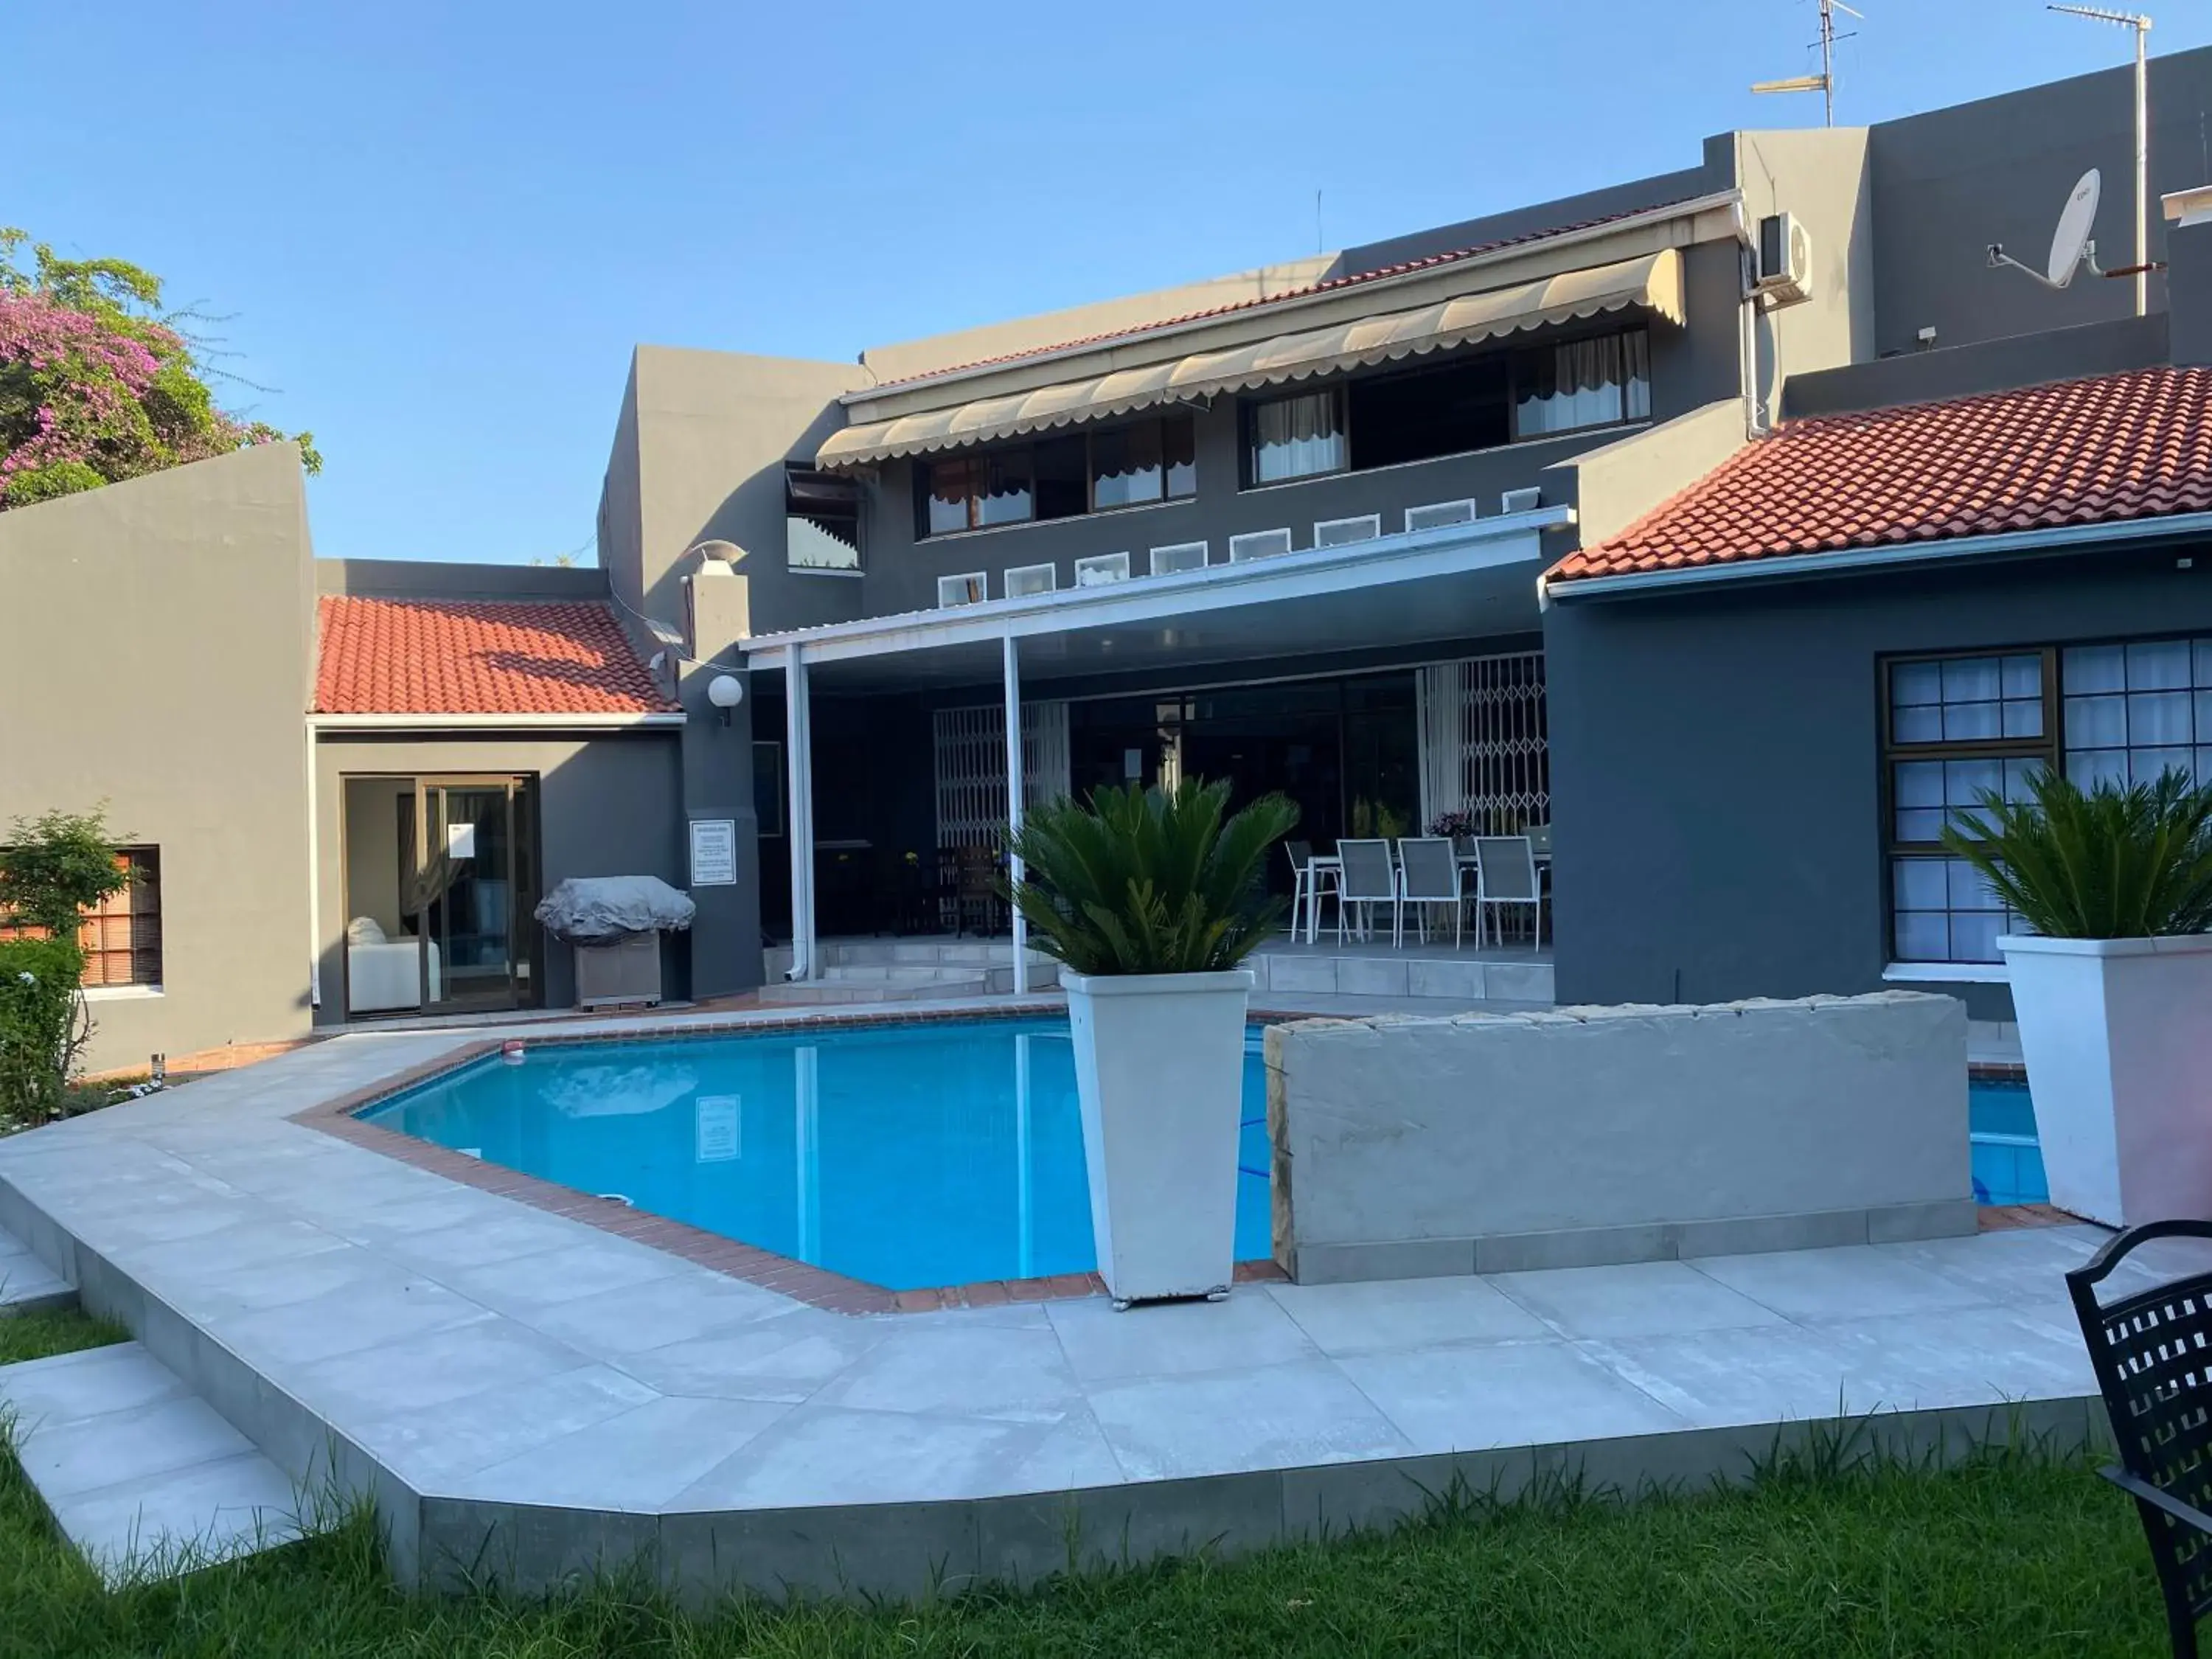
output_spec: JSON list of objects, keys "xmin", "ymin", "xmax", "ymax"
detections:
[
  {"xmin": 1339, "ymin": 137, "xmax": 1732, "ymax": 275},
  {"xmin": 316, "ymin": 560, "xmax": 612, "ymax": 600},
  {"xmin": 313, "ymin": 731, "xmax": 685, "ymax": 1022},
  {"xmin": 1782, "ymin": 314, "xmax": 2169, "ymax": 419},
  {"xmin": 1544, "ymin": 538, "xmax": 2212, "ymax": 1020},
  {"xmin": 2171, "ymin": 218, "xmax": 2212, "ymax": 367},
  {"xmin": 848, "ymin": 242, "xmax": 1743, "ymax": 620},
  {"xmin": 1867, "ymin": 46, "xmax": 2212, "ymax": 358}
]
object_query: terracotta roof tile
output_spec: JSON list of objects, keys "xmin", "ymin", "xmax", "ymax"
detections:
[
  {"xmin": 314, "ymin": 597, "xmax": 679, "ymax": 717},
  {"xmin": 867, "ymin": 199, "xmax": 1694, "ymax": 392},
  {"xmin": 1550, "ymin": 367, "xmax": 2212, "ymax": 585}
]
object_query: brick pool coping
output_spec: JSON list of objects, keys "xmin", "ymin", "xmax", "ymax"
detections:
[{"xmin": 293, "ymin": 1000, "xmax": 1295, "ymax": 1317}]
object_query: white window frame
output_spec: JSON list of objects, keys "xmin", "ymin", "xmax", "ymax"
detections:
[
  {"xmin": 1074, "ymin": 552, "xmax": 1133, "ymax": 587},
  {"xmin": 1004, "ymin": 563, "xmax": 1058, "ymax": 598},
  {"xmin": 936, "ymin": 571, "xmax": 988, "ymax": 608},
  {"xmin": 1314, "ymin": 513, "xmax": 1382, "ymax": 548},
  {"xmin": 1149, "ymin": 541, "xmax": 1208, "ymax": 576},
  {"xmin": 1405, "ymin": 498, "xmax": 1479, "ymax": 532},
  {"xmin": 1228, "ymin": 528, "xmax": 1295, "ymax": 563}
]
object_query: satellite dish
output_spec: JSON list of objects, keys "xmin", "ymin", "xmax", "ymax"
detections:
[
  {"xmin": 1987, "ymin": 169, "xmax": 2107, "ymax": 292},
  {"xmin": 2046, "ymin": 170, "xmax": 2101, "ymax": 288}
]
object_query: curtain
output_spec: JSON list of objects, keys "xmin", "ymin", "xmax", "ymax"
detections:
[
  {"xmin": 1250, "ymin": 390, "xmax": 1346, "ymax": 482},
  {"xmin": 1517, "ymin": 331, "xmax": 1649, "ymax": 436}
]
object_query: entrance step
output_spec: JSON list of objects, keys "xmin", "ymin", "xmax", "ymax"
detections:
[
  {"xmin": 0, "ymin": 1340, "xmax": 303, "ymax": 1582},
  {"xmin": 0, "ymin": 1222, "xmax": 72, "ymax": 1315}
]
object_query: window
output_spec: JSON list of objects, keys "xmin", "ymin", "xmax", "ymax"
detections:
[
  {"xmin": 785, "ymin": 465, "xmax": 863, "ymax": 571},
  {"xmin": 914, "ymin": 414, "xmax": 1195, "ymax": 538},
  {"xmin": 1150, "ymin": 541, "xmax": 1207, "ymax": 575},
  {"xmin": 1005, "ymin": 563, "xmax": 1057, "ymax": 597},
  {"xmin": 1349, "ymin": 355, "xmax": 1509, "ymax": 470},
  {"xmin": 2062, "ymin": 639, "xmax": 2212, "ymax": 788},
  {"xmin": 1074, "ymin": 552, "xmax": 1132, "ymax": 585},
  {"xmin": 1515, "ymin": 331, "xmax": 1650, "ymax": 437},
  {"xmin": 753, "ymin": 743, "xmax": 785, "ymax": 839},
  {"xmin": 1245, "ymin": 389, "xmax": 1346, "ymax": 484},
  {"xmin": 937, "ymin": 571, "xmax": 987, "ymax": 608},
  {"xmin": 1883, "ymin": 653, "xmax": 2052, "ymax": 966},
  {"xmin": 0, "ymin": 847, "xmax": 163, "ymax": 987}
]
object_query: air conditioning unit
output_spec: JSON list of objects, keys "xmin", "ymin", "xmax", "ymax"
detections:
[
  {"xmin": 1755, "ymin": 211, "xmax": 1814, "ymax": 306},
  {"xmin": 1314, "ymin": 513, "xmax": 1382, "ymax": 548},
  {"xmin": 1500, "ymin": 487, "xmax": 1543, "ymax": 515},
  {"xmin": 1074, "ymin": 552, "xmax": 1132, "ymax": 586},
  {"xmin": 936, "ymin": 572, "xmax": 987, "ymax": 608},
  {"xmin": 1405, "ymin": 498, "xmax": 1478, "ymax": 532},
  {"xmin": 1004, "ymin": 563, "xmax": 1057, "ymax": 598},
  {"xmin": 1228, "ymin": 528, "xmax": 1295, "ymax": 563},
  {"xmin": 1150, "ymin": 541, "xmax": 1208, "ymax": 576}
]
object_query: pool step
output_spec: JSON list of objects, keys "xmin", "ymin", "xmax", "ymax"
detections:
[
  {"xmin": 0, "ymin": 1340, "xmax": 304, "ymax": 1582},
  {"xmin": 0, "ymin": 1220, "xmax": 72, "ymax": 1316},
  {"xmin": 758, "ymin": 956, "xmax": 1063, "ymax": 1005}
]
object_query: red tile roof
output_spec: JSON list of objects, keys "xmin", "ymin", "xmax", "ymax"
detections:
[
  {"xmin": 314, "ymin": 597, "xmax": 679, "ymax": 717},
  {"xmin": 1550, "ymin": 367, "xmax": 2212, "ymax": 586},
  {"xmin": 868, "ymin": 199, "xmax": 1694, "ymax": 392}
]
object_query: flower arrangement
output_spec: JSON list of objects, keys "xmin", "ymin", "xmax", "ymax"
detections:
[{"xmin": 1428, "ymin": 808, "xmax": 1478, "ymax": 840}]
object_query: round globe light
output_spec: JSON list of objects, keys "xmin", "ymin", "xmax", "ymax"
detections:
[{"xmin": 706, "ymin": 673, "xmax": 745, "ymax": 709}]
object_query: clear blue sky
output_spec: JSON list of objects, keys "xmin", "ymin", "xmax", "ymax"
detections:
[{"xmin": 9, "ymin": 1, "xmax": 2209, "ymax": 566}]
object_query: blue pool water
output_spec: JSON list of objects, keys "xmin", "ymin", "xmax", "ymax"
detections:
[
  {"xmin": 364, "ymin": 1019, "xmax": 1273, "ymax": 1292},
  {"xmin": 1970, "ymin": 1078, "xmax": 2048, "ymax": 1207}
]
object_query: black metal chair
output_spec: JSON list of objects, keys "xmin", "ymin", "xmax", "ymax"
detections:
[{"xmin": 2067, "ymin": 1220, "xmax": 2212, "ymax": 1658}]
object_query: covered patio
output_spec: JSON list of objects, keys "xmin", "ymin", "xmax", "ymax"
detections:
[{"xmin": 742, "ymin": 504, "xmax": 1569, "ymax": 994}]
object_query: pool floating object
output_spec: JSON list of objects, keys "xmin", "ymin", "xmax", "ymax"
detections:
[{"xmin": 501, "ymin": 1040, "xmax": 526, "ymax": 1064}]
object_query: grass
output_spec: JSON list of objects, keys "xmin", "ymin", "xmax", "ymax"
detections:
[{"xmin": 0, "ymin": 1310, "xmax": 2173, "ymax": 1657}]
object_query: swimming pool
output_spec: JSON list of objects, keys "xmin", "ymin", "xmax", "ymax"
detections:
[
  {"xmin": 363, "ymin": 1019, "xmax": 1273, "ymax": 1292},
  {"xmin": 1970, "ymin": 1077, "xmax": 2048, "ymax": 1207}
]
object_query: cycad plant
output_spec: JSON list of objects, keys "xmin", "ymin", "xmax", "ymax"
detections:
[
  {"xmin": 1941, "ymin": 768, "xmax": 2212, "ymax": 939},
  {"xmin": 1004, "ymin": 779, "xmax": 1299, "ymax": 975}
]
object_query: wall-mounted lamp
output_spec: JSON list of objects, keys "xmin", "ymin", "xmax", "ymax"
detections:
[{"xmin": 706, "ymin": 672, "xmax": 745, "ymax": 726}]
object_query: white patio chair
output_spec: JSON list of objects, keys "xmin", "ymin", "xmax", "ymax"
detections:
[
  {"xmin": 1395, "ymin": 836, "xmax": 1464, "ymax": 948},
  {"xmin": 1335, "ymin": 839, "xmax": 1399, "ymax": 947},
  {"xmin": 1472, "ymin": 836, "xmax": 1543, "ymax": 950},
  {"xmin": 1284, "ymin": 840, "xmax": 1336, "ymax": 943}
]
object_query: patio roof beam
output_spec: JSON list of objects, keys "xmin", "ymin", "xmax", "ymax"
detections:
[
  {"xmin": 785, "ymin": 641, "xmax": 816, "ymax": 982},
  {"xmin": 1004, "ymin": 633, "xmax": 1029, "ymax": 996}
]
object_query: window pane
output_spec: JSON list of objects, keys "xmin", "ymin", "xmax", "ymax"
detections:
[
  {"xmin": 2065, "ymin": 644, "xmax": 2126, "ymax": 694},
  {"xmin": 1164, "ymin": 416, "xmax": 1196, "ymax": 498},
  {"xmin": 1947, "ymin": 858, "xmax": 2002, "ymax": 910},
  {"xmin": 2129, "ymin": 639, "xmax": 2193, "ymax": 690},
  {"xmin": 926, "ymin": 459, "xmax": 975, "ymax": 535},
  {"xmin": 1032, "ymin": 434, "xmax": 1088, "ymax": 521},
  {"xmin": 1893, "ymin": 760, "xmax": 1944, "ymax": 807},
  {"xmin": 1517, "ymin": 333, "xmax": 1640, "ymax": 437},
  {"xmin": 1895, "ymin": 808, "xmax": 1945, "ymax": 841},
  {"xmin": 1893, "ymin": 706, "xmax": 1943, "ymax": 744},
  {"xmin": 977, "ymin": 451, "xmax": 1033, "ymax": 526},
  {"xmin": 1950, "ymin": 911, "xmax": 2006, "ymax": 963},
  {"xmin": 2132, "ymin": 746, "xmax": 2194, "ymax": 785},
  {"xmin": 1893, "ymin": 858, "xmax": 1949, "ymax": 909},
  {"xmin": 2129, "ymin": 690, "xmax": 2194, "ymax": 745},
  {"xmin": 2003, "ymin": 759, "xmax": 2045, "ymax": 800},
  {"xmin": 2065, "ymin": 695, "xmax": 2126, "ymax": 748},
  {"xmin": 1894, "ymin": 910, "xmax": 1950, "ymax": 961},
  {"xmin": 1941, "ymin": 658, "xmax": 2001, "ymax": 703},
  {"xmin": 1248, "ymin": 390, "xmax": 1345, "ymax": 484},
  {"xmin": 2196, "ymin": 639, "xmax": 2212, "ymax": 687},
  {"xmin": 1943, "ymin": 702, "xmax": 2000, "ymax": 740},
  {"xmin": 2067, "ymin": 748, "xmax": 2129, "ymax": 789},
  {"xmin": 2001, "ymin": 698, "xmax": 2044, "ymax": 737},
  {"xmin": 1621, "ymin": 330, "xmax": 1651, "ymax": 420},
  {"xmin": 1092, "ymin": 422, "xmax": 1164, "ymax": 510},
  {"xmin": 2000, "ymin": 654, "xmax": 2042, "ymax": 698},
  {"xmin": 1890, "ymin": 661, "xmax": 1943, "ymax": 709},
  {"xmin": 1944, "ymin": 759, "xmax": 2002, "ymax": 804}
]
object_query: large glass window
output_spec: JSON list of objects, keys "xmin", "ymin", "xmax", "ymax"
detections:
[
  {"xmin": 1349, "ymin": 355, "xmax": 1510, "ymax": 470},
  {"xmin": 1245, "ymin": 388, "xmax": 1347, "ymax": 484},
  {"xmin": 1515, "ymin": 331, "xmax": 1650, "ymax": 437},
  {"xmin": 914, "ymin": 414, "xmax": 1194, "ymax": 538},
  {"xmin": 0, "ymin": 846, "xmax": 163, "ymax": 987},
  {"xmin": 2062, "ymin": 638, "xmax": 2212, "ymax": 787}
]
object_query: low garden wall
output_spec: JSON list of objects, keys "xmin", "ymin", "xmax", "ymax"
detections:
[{"xmin": 1265, "ymin": 992, "xmax": 1973, "ymax": 1284}]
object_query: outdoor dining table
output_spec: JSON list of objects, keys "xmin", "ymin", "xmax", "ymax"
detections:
[{"xmin": 1298, "ymin": 847, "xmax": 1551, "ymax": 945}]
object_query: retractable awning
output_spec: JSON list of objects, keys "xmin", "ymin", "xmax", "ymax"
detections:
[{"xmin": 816, "ymin": 248, "xmax": 1684, "ymax": 469}]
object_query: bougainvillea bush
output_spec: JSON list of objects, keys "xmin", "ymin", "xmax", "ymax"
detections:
[{"xmin": 0, "ymin": 229, "xmax": 318, "ymax": 509}]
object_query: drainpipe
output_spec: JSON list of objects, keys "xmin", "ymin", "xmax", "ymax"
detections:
[
  {"xmin": 785, "ymin": 643, "xmax": 813, "ymax": 981},
  {"xmin": 304, "ymin": 720, "xmax": 321, "ymax": 1009},
  {"xmin": 1003, "ymin": 633, "xmax": 1029, "ymax": 996}
]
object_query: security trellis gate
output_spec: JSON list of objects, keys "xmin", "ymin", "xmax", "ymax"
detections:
[
  {"xmin": 931, "ymin": 702, "xmax": 1072, "ymax": 850},
  {"xmin": 1415, "ymin": 650, "xmax": 1548, "ymax": 835}
]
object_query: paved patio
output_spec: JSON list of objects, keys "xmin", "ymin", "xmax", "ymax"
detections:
[{"xmin": 0, "ymin": 999, "xmax": 2144, "ymax": 1601}]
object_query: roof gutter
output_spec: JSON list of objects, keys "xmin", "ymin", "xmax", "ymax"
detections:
[
  {"xmin": 307, "ymin": 712, "xmax": 686, "ymax": 731},
  {"xmin": 1541, "ymin": 511, "xmax": 2212, "ymax": 602},
  {"xmin": 844, "ymin": 192, "xmax": 1742, "ymax": 408}
]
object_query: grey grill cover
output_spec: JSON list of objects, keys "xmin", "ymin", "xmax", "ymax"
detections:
[{"xmin": 533, "ymin": 876, "xmax": 697, "ymax": 944}]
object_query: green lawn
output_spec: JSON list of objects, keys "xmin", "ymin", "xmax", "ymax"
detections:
[{"xmin": 0, "ymin": 1310, "xmax": 2172, "ymax": 1657}]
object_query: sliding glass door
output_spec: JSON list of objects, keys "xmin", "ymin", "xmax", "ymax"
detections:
[{"xmin": 407, "ymin": 776, "xmax": 538, "ymax": 1014}]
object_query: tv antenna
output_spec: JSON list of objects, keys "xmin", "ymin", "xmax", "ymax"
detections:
[
  {"xmin": 1752, "ymin": 0, "xmax": 1862, "ymax": 127},
  {"xmin": 1989, "ymin": 169, "xmax": 2108, "ymax": 289},
  {"xmin": 2048, "ymin": 6, "xmax": 2153, "ymax": 317}
]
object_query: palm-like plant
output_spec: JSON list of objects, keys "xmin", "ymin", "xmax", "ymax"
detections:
[
  {"xmin": 1004, "ymin": 779, "xmax": 1299, "ymax": 975},
  {"xmin": 1941, "ymin": 768, "xmax": 2212, "ymax": 939}
]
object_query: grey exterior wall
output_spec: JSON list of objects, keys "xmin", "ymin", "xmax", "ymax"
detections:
[
  {"xmin": 0, "ymin": 445, "xmax": 316, "ymax": 1071},
  {"xmin": 1783, "ymin": 313, "xmax": 2170, "ymax": 419},
  {"xmin": 1867, "ymin": 47, "xmax": 2212, "ymax": 358},
  {"xmin": 1543, "ymin": 537, "xmax": 2212, "ymax": 1020},
  {"xmin": 317, "ymin": 559, "xmax": 612, "ymax": 602},
  {"xmin": 2170, "ymin": 218, "xmax": 2212, "ymax": 368},
  {"xmin": 312, "ymin": 731, "xmax": 684, "ymax": 1021}
]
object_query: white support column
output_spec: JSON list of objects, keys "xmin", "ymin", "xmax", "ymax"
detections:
[
  {"xmin": 785, "ymin": 643, "xmax": 815, "ymax": 981},
  {"xmin": 1002, "ymin": 633, "xmax": 1028, "ymax": 996}
]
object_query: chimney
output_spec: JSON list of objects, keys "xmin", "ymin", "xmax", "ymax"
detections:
[{"xmin": 2163, "ymin": 188, "xmax": 2212, "ymax": 368}]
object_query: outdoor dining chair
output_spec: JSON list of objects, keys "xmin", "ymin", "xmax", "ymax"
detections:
[
  {"xmin": 1471, "ymin": 835, "xmax": 1543, "ymax": 950},
  {"xmin": 2067, "ymin": 1219, "xmax": 2212, "ymax": 1659},
  {"xmin": 1396, "ymin": 836, "xmax": 1464, "ymax": 948},
  {"xmin": 1285, "ymin": 840, "xmax": 1336, "ymax": 944},
  {"xmin": 1335, "ymin": 838, "xmax": 1399, "ymax": 946}
]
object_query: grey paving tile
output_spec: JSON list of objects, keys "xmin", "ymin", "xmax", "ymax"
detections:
[
  {"xmin": 811, "ymin": 1321, "xmax": 1085, "ymax": 1423},
  {"xmin": 1812, "ymin": 1306, "xmax": 2099, "ymax": 1413},
  {"xmin": 430, "ymin": 1237, "xmax": 695, "ymax": 1311},
  {"xmin": 1046, "ymin": 1287, "xmax": 1320, "ymax": 1384},
  {"xmin": 1686, "ymin": 1244, "xmax": 1996, "ymax": 1322},
  {"xmin": 351, "ymin": 1363, "xmax": 661, "ymax": 1488},
  {"xmin": 384, "ymin": 1212, "xmax": 610, "ymax": 1276},
  {"xmin": 1870, "ymin": 1228, "xmax": 2101, "ymax": 1308},
  {"xmin": 1266, "ymin": 1274, "xmax": 1551, "ymax": 1355},
  {"xmin": 0, "ymin": 1342, "xmax": 187, "ymax": 1429},
  {"xmin": 213, "ymin": 1273, "xmax": 495, "ymax": 1366},
  {"xmin": 16, "ymin": 1394, "xmax": 257, "ymax": 1500},
  {"xmin": 1088, "ymin": 1357, "xmax": 1414, "ymax": 1481},
  {"xmin": 0, "ymin": 1248, "xmax": 69, "ymax": 1310},
  {"xmin": 1492, "ymin": 1259, "xmax": 1791, "ymax": 1340},
  {"xmin": 1583, "ymin": 1325, "xmax": 1867, "ymax": 1430},
  {"xmin": 672, "ymin": 1403, "xmax": 1059, "ymax": 1509},
  {"xmin": 611, "ymin": 1308, "xmax": 880, "ymax": 1404},
  {"xmin": 53, "ymin": 1450, "xmax": 304, "ymax": 1583},
  {"xmin": 1338, "ymin": 1338, "xmax": 1688, "ymax": 1453},
  {"xmin": 158, "ymin": 1248, "xmax": 395, "ymax": 1321},
  {"xmin": 526, "ymin": 1270, "xmax": 799, "ymax": 1354},
  {"xmin": 285, "ymin": 1316, "xmax": 594, "ymax": 1419},
  {"xmin": 457, "ymin": 1395, "xmax": 793, "ymax": 1509}
]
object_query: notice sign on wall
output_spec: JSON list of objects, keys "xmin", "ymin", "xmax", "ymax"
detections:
[{"xmin": 689, "ymin": 818, "xmax": 737, "ymax": 887}]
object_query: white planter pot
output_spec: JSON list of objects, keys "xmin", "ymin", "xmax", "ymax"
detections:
[
  {"xmin": 1999, "ymin": 933, "xmax": 2212, "ymax": 1227},
  {"xmin": 1062, "ymin": 968, "xmax": 1253, "ymax": 1304}
]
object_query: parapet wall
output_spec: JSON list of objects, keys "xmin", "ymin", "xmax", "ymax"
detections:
[{"xmin": 1265, "ymin": 992, "xmax": 1972, "ymax": 1284}]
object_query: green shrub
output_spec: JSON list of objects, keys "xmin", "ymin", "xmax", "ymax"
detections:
[
  {"xmin": 0, "ymin": 808, "xmax": 129, "ymax": 935},
  {"xmin": 0, "ymin": 936, "xmax": 83, "ymax": 1124},
  {"xmin": 1004, "ymin": 778, "xmax": 1298, "ymax": 975},
  {"xmin": 1941, "ymin": 767, "xmax": 2212, "ymax": 939}
]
